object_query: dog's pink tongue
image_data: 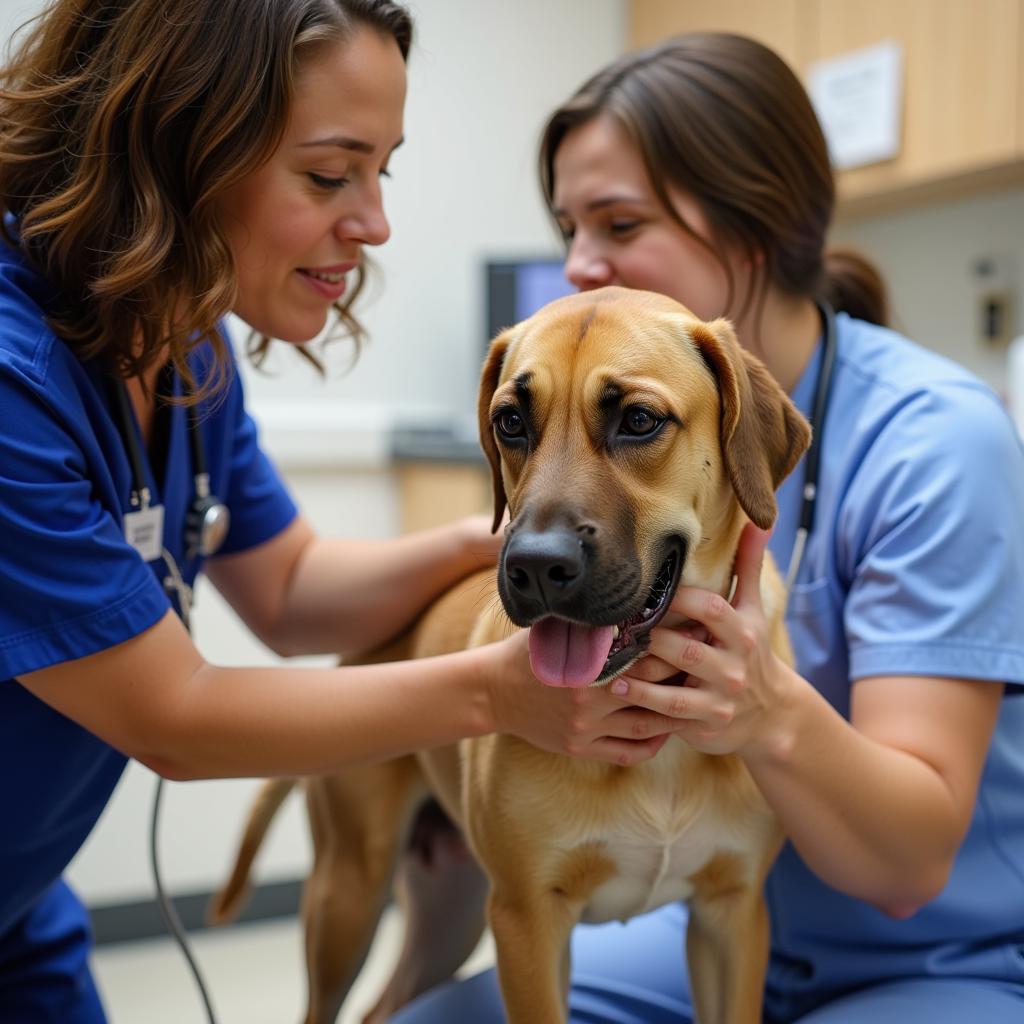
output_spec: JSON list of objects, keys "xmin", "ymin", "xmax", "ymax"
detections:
[{"xmin": 528, "ymin": 618, "xmax": 615, "ymax": 688}]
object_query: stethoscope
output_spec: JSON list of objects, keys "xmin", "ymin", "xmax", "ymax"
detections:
[
  {"xmin": 110, "ymin": 370, "xmax": 231, "ymax": 629},
  {"xmin": 783, "ymin": 299, "xmax": 838, "ymax": 597}
]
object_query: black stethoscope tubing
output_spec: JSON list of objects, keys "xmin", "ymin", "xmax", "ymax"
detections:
[
  {"xmin": 111, "ymin": 373, "xmax": 206, "ymax": 507},
  {"xmin": 110, "ymin": 373, "xmax": 149, "ymax": 507},
  {"xmin": 784, "ymin": 300, "xmax": 838, "ymax": 595}
]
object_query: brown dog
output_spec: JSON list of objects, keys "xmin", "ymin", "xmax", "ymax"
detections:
[{"xmin": 210, "ymin": 287, "xmax": 811, "ymax": 1024}]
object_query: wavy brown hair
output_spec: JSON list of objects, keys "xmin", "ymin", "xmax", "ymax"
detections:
[
  {"xmin": 539, "ymin": 32, "xmax": 889, "ymax": 331},
  {"xmin": 0, "ymin": 0, "xmax": 413, "ymax": 399}
]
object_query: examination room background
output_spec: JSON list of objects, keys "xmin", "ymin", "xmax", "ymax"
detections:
[{"xmin": 1, "ymin": 0, "xmax": 1023, "ymax": 948}]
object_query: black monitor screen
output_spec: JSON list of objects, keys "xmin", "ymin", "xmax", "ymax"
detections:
[{"xmin": 485, "ymin": 258, "xmax": 576, "ymax": 344}]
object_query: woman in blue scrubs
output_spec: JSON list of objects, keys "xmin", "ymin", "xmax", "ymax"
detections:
[
  {"xmin": 392, "ymin": 32, "xmax": 1024, "ymax": 1024},
  {"xmin": 0, "ymin": 3, "xmax": 684, "ymax": 1020}
]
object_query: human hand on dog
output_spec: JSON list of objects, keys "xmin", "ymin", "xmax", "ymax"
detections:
[
  {"xmin": 488, "ymin": 629, "xmax": 673, "ymax": 766},
  {"xmin": 609, "ymin": 524, "xmax": 798, "ymax": 758},
  {"xmin": 456, "ymin": 513, "xmax": 507, "ymax": 566}
]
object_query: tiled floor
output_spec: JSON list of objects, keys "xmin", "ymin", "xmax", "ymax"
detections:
[{"xmin": 91, "ymin": 907, "xmax": 495, "ymax": 1024}]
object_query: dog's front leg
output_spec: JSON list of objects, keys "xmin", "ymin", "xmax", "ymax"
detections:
[
  {"xmin": 488, "ymin": 886, "xmax": 579, "ymax": 1024},
  {"xmin": 686, "ymin": 888, "xmax": 770, "ymax": 1024}
]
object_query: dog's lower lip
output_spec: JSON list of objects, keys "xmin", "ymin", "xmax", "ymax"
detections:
[{"xmin": 600, "ymin": 542, "xmax": 684, "ymax": 677}]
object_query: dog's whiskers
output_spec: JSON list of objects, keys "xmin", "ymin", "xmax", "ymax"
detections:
[{"xmin": 468, "ymin": 571, "xmax": 500, "ymax": 610}]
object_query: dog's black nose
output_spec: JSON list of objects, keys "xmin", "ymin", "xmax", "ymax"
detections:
[{"xmin": 503, "ymin": 528, "xmax": 585, "ymax": 605}]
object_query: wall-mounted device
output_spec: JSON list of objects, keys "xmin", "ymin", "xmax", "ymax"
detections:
[
  {"xmin": 484, "ymin": 257, "xmax": 576, "ymax": 352},
  {"xmin": 972, "ymin": 255, "xmax": 1016, "ymax": 348}
]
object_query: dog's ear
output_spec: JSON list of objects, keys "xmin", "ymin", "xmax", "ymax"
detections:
[
  {"xmin": 477, "ymin": 330, "xmax": 512, "ymax": 532},
  {"xmin": 689, "ymin": 318, "xmax": 811, "ymax": 530}
]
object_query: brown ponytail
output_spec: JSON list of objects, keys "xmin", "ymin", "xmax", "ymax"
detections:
[{"xmin": 822, "ymin": 247, "xmax": 890, "ymax": 327}]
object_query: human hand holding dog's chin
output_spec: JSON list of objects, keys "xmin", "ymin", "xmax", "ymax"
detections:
[
  {"xmin": 609, "ymin": 524, "xmax": 798, "ymax": 759},
  {"xmin": 486, "ymin": 630, "xmax": 672, "ymax": 767}
]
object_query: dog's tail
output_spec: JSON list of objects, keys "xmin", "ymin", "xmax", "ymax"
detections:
[{"xmin": 206, "ymin": 777, "xmax": 296, "ymax": 925}]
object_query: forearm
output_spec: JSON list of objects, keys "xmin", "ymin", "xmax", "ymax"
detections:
[
  {"xmin": 135, "ymin": 649, "xmax": 496, "ymax": 780},
  {"xmin": 21, "ymin": 609, "xmax": 678, "ymax": 783},
  {"xmin": 275, "ymin": 519, "xmax": 499, "ymax": 657},
  {"xmin": 746, "ymin": 670, "xmax": 963, "ymax": 914}
]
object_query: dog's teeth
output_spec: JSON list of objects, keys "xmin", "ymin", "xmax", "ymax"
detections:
[
  {"xmin": 612, "ymin": 625, "xmax": 620, "ymax": 639},
  {"xmin": 643, "ymin": 608, "xmax": 653, "ymax": 619}
]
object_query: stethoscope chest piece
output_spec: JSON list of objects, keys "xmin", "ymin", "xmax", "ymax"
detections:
[{"xmin": 186, "ymin": 475, "xmax": 231, "ymax": 559}]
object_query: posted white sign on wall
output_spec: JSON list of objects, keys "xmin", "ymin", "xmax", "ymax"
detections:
[{"xmin": 808, "ymin": 39, "xmax": 904, "ymax": 171}]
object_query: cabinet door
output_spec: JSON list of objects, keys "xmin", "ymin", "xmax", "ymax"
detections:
[
  {"xmin": 396, "ymin": 462, "xmax": 492, "ymax": 535},
  {"xmin": 809, "ymin": 0, "xmax": 1023, "ymax": 208},
  {"xmin": 629, "ymin": 0, "xmax": 809, "ymax": 71}
]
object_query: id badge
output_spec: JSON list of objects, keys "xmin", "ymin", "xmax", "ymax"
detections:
[{"xmin": 124, "ymin": 504, "xmax": 165, "ymax": 562}]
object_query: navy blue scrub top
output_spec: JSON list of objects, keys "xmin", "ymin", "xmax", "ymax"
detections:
[{"xmin": 0, "ymin": 235, "xmax": 297, "ymax": 936}]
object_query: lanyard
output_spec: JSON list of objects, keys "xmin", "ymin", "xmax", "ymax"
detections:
[{"xmin": 108, "ymin": 370, "xmax": 230, "ymax": 628}]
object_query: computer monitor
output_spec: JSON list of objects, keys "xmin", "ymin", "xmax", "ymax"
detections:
[{"xmin": 484, "ymin": 257, "xmax": 576, "ymax": 345}]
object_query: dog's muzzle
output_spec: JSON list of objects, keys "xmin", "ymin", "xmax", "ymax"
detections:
[{"xmin": 499, "ymin": 529, "xmax": 685, "ymax": 689}]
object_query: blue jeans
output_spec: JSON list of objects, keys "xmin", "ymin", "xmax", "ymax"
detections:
[
  {"xmin": 0, "ymin": 880, "xmax": 107, "ymax": 1023},
  {"xmin": 390, "ymin": 903, "xmax": 1024, "ymax": 1023}
]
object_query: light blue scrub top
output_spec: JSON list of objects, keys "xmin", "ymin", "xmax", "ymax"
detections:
[
  {"xmin": 0, "ymin": 237, "xmax": 298, "ymax": 939},
  {"xmin": 765, "ymin": 313, "xmax": 1024, "ymax": 1014}
]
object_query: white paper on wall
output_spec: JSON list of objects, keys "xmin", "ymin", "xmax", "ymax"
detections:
[{"xmin": 808, "ymin": 39, "xmax": 904, "ymax": 171}]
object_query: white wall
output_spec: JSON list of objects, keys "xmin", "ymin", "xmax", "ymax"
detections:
[{"xmin": 0, "ymin": 0, "xmax": 41, "ymax": 50}]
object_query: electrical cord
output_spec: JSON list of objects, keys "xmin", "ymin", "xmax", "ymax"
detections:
[
  {"xmin": 150, "ymin": 775, "xmax": 220, "ymax": 1024},
  {"xmin": 150, "ymin": 545, "xmax": 218, "ymax": 1022}
]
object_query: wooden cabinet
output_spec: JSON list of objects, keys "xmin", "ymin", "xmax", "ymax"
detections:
[
  {"xmin": 395, "ymin": 461, "xmax": 491, "ymax": 534},
  {"xmin": 628, "ymin": 0, "xmax": 1024, "ymax": 216},
  {"xmin": 628, "ymin": 0, "xmax": 809, "ymax": 69},
  {"xmin": 811, "ymin": 0, "xmax": 1023, "ymax": 214}
]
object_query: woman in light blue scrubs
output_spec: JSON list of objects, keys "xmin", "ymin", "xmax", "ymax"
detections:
[
  {"xmin": 0, "ymin": 3, "xmax": 686, "ymax": 1020},
  {"xmin": 392, "ymin": 33, "xmax": 1024, "ymax": 1024}
]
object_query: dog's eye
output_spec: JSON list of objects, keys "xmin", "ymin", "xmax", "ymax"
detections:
[
  {"xmin": 619, "ymin": 407, "xmax": 663, "ymax": 438},
  {"xmin": 495, "ymin": 409, "xmax": 526, "ymax": 441}
]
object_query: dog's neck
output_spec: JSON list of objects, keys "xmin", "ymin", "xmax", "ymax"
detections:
[{"xmin": 685, "ymin": 503, "xmax": 748, "ymax": 600}]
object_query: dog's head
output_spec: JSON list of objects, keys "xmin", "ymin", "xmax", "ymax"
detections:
[{"xmin": 478, "ymin": 286, "xmax": 810, "ymax": 688}]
